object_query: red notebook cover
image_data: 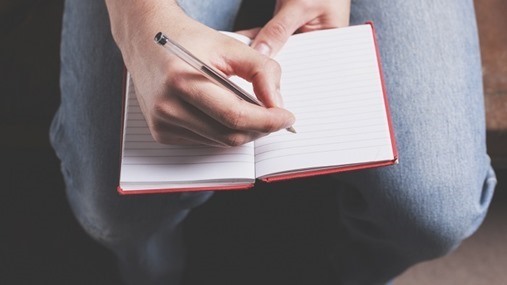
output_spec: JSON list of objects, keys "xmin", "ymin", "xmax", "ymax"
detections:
[{"xmin": 117, "ymin": 22, "xmax": 398, "ymax": 195}]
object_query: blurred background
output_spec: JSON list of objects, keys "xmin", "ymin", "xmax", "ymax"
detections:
[{"xmin": 1, "ymin": 0, "xmax": 505, "ymax": 284}]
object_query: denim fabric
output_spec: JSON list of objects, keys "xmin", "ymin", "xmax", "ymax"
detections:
[
  {"xmin": 50, "ymin": 0, "xmax": 496, "ymax": 284},
  {"xmin": 328, "ymin": 1, "xmax": 497, "ymax": 284},
  {"xmin": 51, "ymin": 1, "xmax": 241, "ymax": 283}
]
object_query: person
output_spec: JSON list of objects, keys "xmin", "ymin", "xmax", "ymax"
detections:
[{"xmin": 50, "ymin": 0, "xmax": 497, "ymax": 284}]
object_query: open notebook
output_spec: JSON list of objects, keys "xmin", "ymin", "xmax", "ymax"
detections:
[{"xmin": 118, "ymin": 23, "xmax": 398, "ymax": 194}]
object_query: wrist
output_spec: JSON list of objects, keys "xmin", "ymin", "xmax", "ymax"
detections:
[
  {"xmin": 105, "ymin": 0, "xmax": 201, "ymax": 72},
  {"xmin": 105, "ymin": 0, "xmax": 186, "ymax": 52}
]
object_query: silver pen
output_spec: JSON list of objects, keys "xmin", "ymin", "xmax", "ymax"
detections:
[{"xmin": 154, "ymin": 32, "xmax": 296, "ymax": 134}]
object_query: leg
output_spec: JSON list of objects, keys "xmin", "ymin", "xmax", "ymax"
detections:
[
  {"xmin": 50, "ymin": 0, "xmax": 242, "ymax": 284},
  {"xmin": 329, "ymin": 1, "xmax": 497, "ymax": 284}
]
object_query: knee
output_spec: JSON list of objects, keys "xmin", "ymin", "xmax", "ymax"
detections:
[
  {"xmin": 392, "ymin": 170, "xmax": 496, "ymax": 261},
  {"xmin": 65, "ymin": 184, "xmax": 213, "ymax": 248},
  {"xmin": 402, "ymin": 207, "xmax": 475, "ymax": 260}
]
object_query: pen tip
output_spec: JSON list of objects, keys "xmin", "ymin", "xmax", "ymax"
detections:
[{"xmin": 286, "ymin": 126, "xmax": 297, "ymax": 133}]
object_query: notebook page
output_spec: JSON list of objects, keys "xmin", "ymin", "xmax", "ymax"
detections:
[
  {"xmin": 119, "ymin": 77, "xmax": 255, "ymax": 191},
  {"xmin": 254, "ymin": 25, "xmax": 394, "ymax": 178}
]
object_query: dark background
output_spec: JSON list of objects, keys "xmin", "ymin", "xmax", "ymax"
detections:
[{"xmin": 1, "ymin": 1, "xmax": 506, "ymax": 284}]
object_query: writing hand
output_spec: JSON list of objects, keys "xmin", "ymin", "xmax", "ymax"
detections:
[{"xmin": 106, "ymin": 1, "xmax": 295, "ymax": 147}]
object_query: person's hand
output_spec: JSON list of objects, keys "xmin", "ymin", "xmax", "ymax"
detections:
[
  {"xmin": 105, "ymin": 0, "xmax": 295, "ymax": 147},
  {"xmin": 250, "ymin": 0, "xmax": 351, "ymax": 57}
]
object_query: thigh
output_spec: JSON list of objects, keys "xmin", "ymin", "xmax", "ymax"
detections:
[
  {"xmin": 337, "ymin": 0, "xmax": 496, "ymax": 236},
  {"xmin": 325, "ymin": 3, "xmax": 497, "ymax": 283},
  {"xmin": 50, "ymin": 0, "xmax": 242, "ymax": 246},
  {"xmin": 178, "ymin": 0, "xmax": 243, "ymax": 30}
]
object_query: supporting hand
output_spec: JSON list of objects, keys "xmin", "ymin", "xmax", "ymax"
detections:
[{"xmin": 251, "ymin": 0, "xmax": 351, "ymax": 57}]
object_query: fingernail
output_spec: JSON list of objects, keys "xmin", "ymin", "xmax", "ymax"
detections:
[{"xmin": 253, "ymin": 43, "xmax": 271, "ymax": 56}]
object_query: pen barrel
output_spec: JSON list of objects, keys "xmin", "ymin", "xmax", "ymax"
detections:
[
  {"xmin": 154, "ymin": 32, "xmax": 263, "ymax": 106},
  {"xmin": 155, "ymin": 33, "xmax": 206, "ymax": 72},
  {"xmin": 154, "ymin": 32, "xmax": 295, "ymax": 134}
]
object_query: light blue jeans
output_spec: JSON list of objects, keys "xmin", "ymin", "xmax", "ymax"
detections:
[{"xmin": 50, "ymin": 0, "xmax": 497, "ymax": 284}]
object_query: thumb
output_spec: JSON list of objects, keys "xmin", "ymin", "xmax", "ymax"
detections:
[
  {"xmin": 251, "ymin": 5, "xmax": 307, "ymax": 57},
  {"xmin": 224, "ymin": 44, "xmax": 285, "ymax": 108}
]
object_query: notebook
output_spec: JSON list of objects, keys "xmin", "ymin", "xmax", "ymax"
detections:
[{"xmin": 118, "ymin": 23, "xmax": 398, "ymax": 194}]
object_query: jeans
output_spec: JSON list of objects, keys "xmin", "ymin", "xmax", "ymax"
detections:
[{"xmin": 50, "ymin": 0, "xmax": 497, "ymax": 284}]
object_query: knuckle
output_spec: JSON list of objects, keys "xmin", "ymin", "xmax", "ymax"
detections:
[
  {"xmin": 166, "ymin": 71, "xmax": 186, "ymax": 92},
  {"xmin": 149, "ymin": 120, "xmax": 167, "ymax": 143},
  {"xmin": 265, "ymin": 58, "xmax": 282, "ymax": 74},
  {"xmin": 152, "ymin": 101, "xmax": 178, "ymax": 122},
  {"xmin": 260, "ymin": 118, "xmax": 280, "ymax": 133},
  {"xmin": 163, "ymin": 63, "xmax": 190, "ymax": 91},
  {"xmin": 249, "ymin": 58, "xmax": 281, "ymax": 87},
  {"xmin": 152, "ymin": 101, "xmax": 167, "ymax": 118},
  {"xmin": 151, "ymin": 102, "xmax": 175, "ymax": 121},
  {"xmin": 220, "ymin": 108, "xmax": 246, "ymax": 130},
  {"xmin": 149, "ymin": 122, "xmax": 184, "ymax": 145},
  {"xmin": 150, "ymin": 129, "xmax": 167, "ymax": 145},
  {"xmin": 222, "ymin": 133, "xmax": 248, "ymax": 147},
  {"xmin": 148, "ymin": 114, "xmax": 177, "ymax": 145},
  {"xmin": 266, "ymin": 21, "xmax": 290, "ymax": 41}
]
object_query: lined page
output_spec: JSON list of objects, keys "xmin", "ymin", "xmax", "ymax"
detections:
[
  {"xmin": 119, "ymin": 77, "xmax": 255, "ymax": 191},
  {"xmin": 254, "ymin": 25, "xmax": 394, "ymax": 178}
]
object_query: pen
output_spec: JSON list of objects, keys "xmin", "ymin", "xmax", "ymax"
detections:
[{"xmin": 154, "ymin": 32, "xmax": 296, "ymax": 134}]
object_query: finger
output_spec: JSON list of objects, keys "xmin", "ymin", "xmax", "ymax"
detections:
[
  {"xmin": 223, "ymin": 49, "xmax": 284, "ymax": 108},
  {"xmin": 154, "ymin": 132, "xmax": 223, "ymax": 147},
  {"xmin": 250, "ymin": 4, "xmax": 312, "ymax": 57},
  {"xmin": 170, "ymin": 69, "xmax": 295, "ymax": 134},
  {"xmin": 211, "ymin": 37, "xmax": 285, "ymax": 108},
  {"xmin": 151, "ymin": 124, "xmax": 229, "ymax": 147},
  {"xmin": 153, "ymin": 91, "xmax": 270, "ymax": 146}
]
